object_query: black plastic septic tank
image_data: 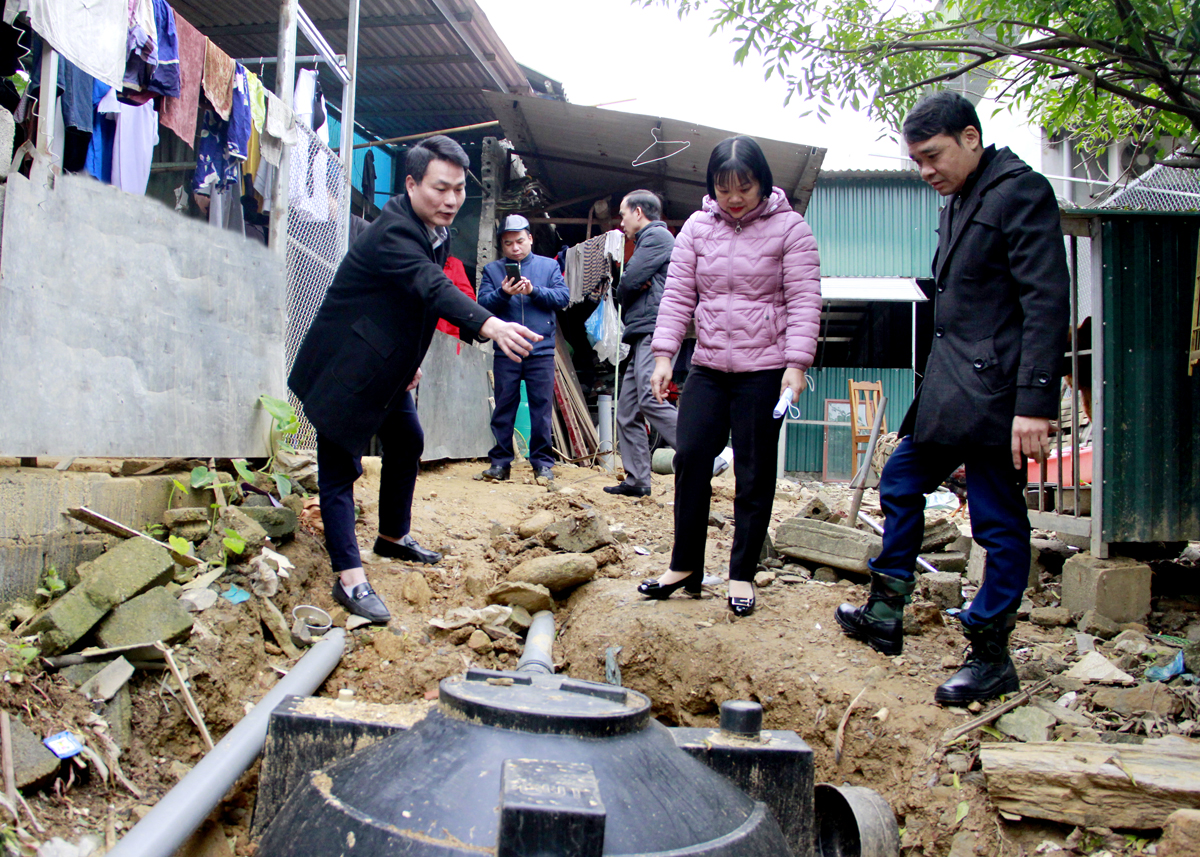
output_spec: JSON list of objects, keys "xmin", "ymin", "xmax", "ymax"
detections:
[{"xmin": 257, "ymin": 668, "xmax": 795, "ymax": 857}]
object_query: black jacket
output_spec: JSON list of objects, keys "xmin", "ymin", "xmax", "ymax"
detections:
[
  {"xmin": 616, "ymin": 221, "xmax": 674, "ymax": 342},
  {"xmin": 901, "ymin": 146, "xmax": 1069, "ymax": 447},
  {"xmin": 288, "ymin": 193, "xmax": 492, "ymax": 455}
]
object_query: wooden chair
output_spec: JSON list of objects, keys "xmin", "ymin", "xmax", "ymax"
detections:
[{"xmin": 848, "ymin": 380, "xmax": 886, "ymax": 481}]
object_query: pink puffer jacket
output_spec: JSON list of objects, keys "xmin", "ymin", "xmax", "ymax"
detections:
[{"xmin": 651, "ymin": 187, "xmax": 822, "ymax": 373}]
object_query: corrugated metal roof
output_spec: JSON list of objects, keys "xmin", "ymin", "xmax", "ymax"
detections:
[
  {"xmin": 483, "ymin": 92, "xmax": 826, "ymax": 219},
  {"xmin": 173, "ymin": 0, "xmax": 532, "ymax": 141},
  {"xmin": 806, "ymin": 176, "xmax": 941, "ymax": 277}
]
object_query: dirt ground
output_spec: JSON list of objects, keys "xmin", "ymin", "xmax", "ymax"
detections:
[{"xmin": 2, "ymin": 456, "xmax": 1197, "ymax": 856}]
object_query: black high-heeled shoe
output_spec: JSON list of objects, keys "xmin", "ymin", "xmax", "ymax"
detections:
[
  {"xmin": 637, "ymin": 571, "xmax": 702, "ymax": 600},
  {"xmin": 727, "ymin": 588, "xmax": 756, "ymax": 617}
]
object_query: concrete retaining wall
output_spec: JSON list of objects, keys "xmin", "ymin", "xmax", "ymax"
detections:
[{"xmin": 0, "ymin": 466, "xmax": 207, "ymax": 605}]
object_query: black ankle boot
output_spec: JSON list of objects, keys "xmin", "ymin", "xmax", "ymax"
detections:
[
  {"xmin": 834, "ymin": 573, "xmax": 915, "ymax": 656},
  {"xmin": 935, "ymin": 617, "xmax": 1020, "ymax": 706}
]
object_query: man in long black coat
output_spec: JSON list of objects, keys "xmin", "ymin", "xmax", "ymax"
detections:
[
  {"xmin": 836, "ymin": 92, "xmax": 1068, "ymax": 705},
  {"xmin": 289, "ymin": 136, "xmax": 540, "ymax": 624}
]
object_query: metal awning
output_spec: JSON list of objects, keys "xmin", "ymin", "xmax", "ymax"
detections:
[
  {"xmin": 175, "ymin": 0, "xmax": 532, "ymax": 142},
  {"xmin": 483, "ymin": 92, "xmax": 826, "ymax": 219},
  {"xmin": 821, "ymin": 277, "xmax": 927, "ymax": 302}
]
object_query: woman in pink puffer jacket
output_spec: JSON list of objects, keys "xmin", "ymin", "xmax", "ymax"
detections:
[{"xmin": 638, "ymin": 136, "xmax": 822, "ymax": 617}]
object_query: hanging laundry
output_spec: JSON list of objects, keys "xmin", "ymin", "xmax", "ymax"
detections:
[
  {"xmin": 192, "ymin": 66, "xmax": 251, "ymax": 194},
  {"xmin": 125, "ymin": 0, "xmax": 178, "ymax": 98},
  {"xmin": 258, "ymin": 90, "xmax": 296, "ymax": 167},
  {"xmin": 246, "ymin": 69, "xmax": 266, "ymax": 134},
  {"xmin": 290, "ymin": 68, "xmax": 331, "ymax": 222},
  {"xmin": 85, "ymin": 82, "xmax": 118, "ymax": 182},
  {"xmin": 159, "ymin": 9, "xmax": 202, "ymax": 147},
  {"xmin": 29, "ymin": 37, "xmax": 94, "ymax": 133},
  {"xmin": 565, "ymin": 233, "xmax": 614, "ymax": 306},
  {"xmin": 0, "ymin": 21, "xmax": 26, "ymax": 78},
  {"xmin": 293, "ymin": 68, "xmax": 326, "ymax": 139},
  {"xmin": 126, "ymin": 0, "xmax": 156, "ymax": 70},
  {"xmin": 110, "ymin": 97, "xmax": 158, "ymax": 194},
  {"xmin": 4, "ymin": 0, "xmax": 126, "ymax": 90},
  {"xmin": 361, "ymin": 149, "xmax": 375, "ymax": 208},
  {"xmin": 201, "ymin": 37, "xmax": 234, "ymax": 120}
]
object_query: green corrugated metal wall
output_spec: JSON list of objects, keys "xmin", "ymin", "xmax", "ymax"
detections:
[
  {"xmin": 1100, "ymin": 214, "xmax": 1200, "ymax": 542},
  {"xmin": 784, "ymin": 367, "xmax": 915, "ymax": 475},
  {"xmin": 806, "ymin": 178, "xmax": 941, "ymax": 277}
]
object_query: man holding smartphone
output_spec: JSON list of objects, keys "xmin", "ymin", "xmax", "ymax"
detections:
[{"xmin": 477, "ymin": 215, "xmax": 569, "ymax": 483}]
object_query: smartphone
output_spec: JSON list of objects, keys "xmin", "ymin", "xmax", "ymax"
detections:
[{"xmin": 504, "ymin": 260, "xmax": 521, "ymax": 280}]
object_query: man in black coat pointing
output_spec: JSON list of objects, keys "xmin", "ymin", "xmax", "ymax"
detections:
[
  {"xmin": 289, "ymin": 136, "xmax": 540, "ymax": 624},
  {"xmin": 835, "ymin": 92, "xmax": 1068, "ymax": 705}
]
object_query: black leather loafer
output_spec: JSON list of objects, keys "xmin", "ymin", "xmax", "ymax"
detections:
[
  {"xmin": 374, "ymin": 535, "xmax": 441, "ymax": 565},
  {"xmin": 332, "ymin": 580, "xmax": 391, "ymax": 624}
]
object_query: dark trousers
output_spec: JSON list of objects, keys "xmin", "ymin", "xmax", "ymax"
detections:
[
  {"xmin": 489, "ymin": 352, "xmax": 556, "ymax": 471},
  {"xmin": 671, "ymin": 366, "xmax": 784, "ymax": 582},
  {"xmin": 317, "ymin": 392, "xmax": 423, "ymax": 573},
  {"xmin": 870, "ymin": 437, "xmax": 1030, "ymax": 629}
]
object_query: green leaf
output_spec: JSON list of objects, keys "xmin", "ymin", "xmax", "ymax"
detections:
[
  {"xmin": 168, "ymin": 535, "xmax": 191, "ymax": 555},
  {"xmin": 232, "ymin": 459, "xmax": 256, "ymax": 484},
  {"xmin": 980, "ymin": 724, "xmax": 1004, "ymax": 740},
  {"xmin": 190, "ymin": 466, "xmax": 215, "ymax": 489},
  {"xmin": 223, "ymin": 529, "xmax": 247, "ymax": 555},
  {"xmin": 272, "ymin": 473, "xmax": 293, "ymax": 498},
  {"xmin": 952, "ymin": 772, "xmax": 961, "ymax": 790},
  {"xmin": 954, "ymin": 800, "xmax": 969, "ymax": 824},
  {"xmin": 259, "ymin": 394, "xmax": 299, "ymax": 435}
]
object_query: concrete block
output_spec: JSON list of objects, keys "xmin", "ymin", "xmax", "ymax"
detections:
[
  {"xmin": 26, "ymin": 585, "xmax": 110, "ymax": 655},
  {"xmin": 966, "ymin": 542, "xmax": 1042, "ymax": 591},
  {"xmin": 95, "ymin": 587, "xmax": 193, "ymax": 648},
  {"xmin": 917, "ymin": 572, "xmax": 964, "ymax": 609},
  {"xmin": 239, "ymin": 506, "xmax": 298, "ymax": 541},
  {"xmin": 774, "ymin": 518, "xmax": 882, "ymax": 574},
  {"xmin": 78, "ymin": 537, "xmax": 175, "ymax": 607},
  {"xmin": 1062, "ymin": 554, "xmax": 1151, "ymax": 624},
  {"xmin": 1078, "ymin": 609, "xmax": 1121, "ymax": 639},
  {"xmin": 217, "ymin": 507, "xmax": 269, "ymax": 553},
  {"xmin": 921, "ymin": 516, "xmax": 960, "ymax": 552},
  {"xmin": 10, "ymin": 718, "xmax": 59, "ymax": 789},
  {"xmin": 920, "ymin": 550, "xmax": 966, "ymax": 573}
]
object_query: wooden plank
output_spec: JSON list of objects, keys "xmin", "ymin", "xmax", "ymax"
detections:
[
  {"xmin": 66, "ymin": 507, "xmax": 202, "ymax": 567},
  {"xmin": 979, "ymin": 740, "xmax": 1200, "ymax": 829}
]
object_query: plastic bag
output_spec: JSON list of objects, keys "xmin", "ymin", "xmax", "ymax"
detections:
[{"xmin": 586, "ymin": 297, "xmax": 629, "ymax": 365}]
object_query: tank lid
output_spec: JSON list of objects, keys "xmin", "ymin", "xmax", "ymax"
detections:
[{"xmin": 439, "ymin": 669, "xmax": 651, "ymax": 737}]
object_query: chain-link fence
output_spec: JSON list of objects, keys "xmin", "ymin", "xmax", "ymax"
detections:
[
  {"xmin": 1099, "ymin": 162, "xmax": 1200, "ymax": 211},
  {"xmin": 284, "ymin": 121, "xmax": 350, "ymax": 452}
]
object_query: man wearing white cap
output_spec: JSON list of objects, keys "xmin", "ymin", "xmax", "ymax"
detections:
[{"xmin": 477, "ymin": 215, "xmax": 569, "ymax": 483}]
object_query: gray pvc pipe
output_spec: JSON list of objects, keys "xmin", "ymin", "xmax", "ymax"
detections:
[
  {"xmin": 106, "ymin": 628, "xmax": 347, "ymax": 857},
  {"xmin": 516, "ymin": 610, "xmax": 556, "ymax": 674},
  {"xmin": 597, "ymin": 394, "xmax": 614, "ymax": 471}
]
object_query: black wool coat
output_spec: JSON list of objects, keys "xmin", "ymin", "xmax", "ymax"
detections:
[
  {"xmin": 901, "ymin": 146, "xmax": 1069, "ymax": 447},
  {"xmin": 288, "ymin": 193, "xmax": 492, "ymax": 455}
]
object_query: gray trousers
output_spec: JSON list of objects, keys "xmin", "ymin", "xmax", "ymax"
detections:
[{"xmin": 616, "ymin": 334, "xmax": 678, "ymax": 489}]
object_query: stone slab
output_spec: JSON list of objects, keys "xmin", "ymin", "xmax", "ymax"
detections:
[
  {"xmin": 774, "ymin": 518, "xmax": 882, "ymax": 574},
  {"xmin": 95, "ymin": 587, "xmax": 193, "ymax": 648},
  {"xmin": 1062, "ymin": 554, "xmax": 1151, "ymax": 624},
  {"xmin": 25, "ymin": 585, "xmax": 110, "ymax": 655},
  {"xmin": 239, "ymin": 507, "xmax": 298, "ymax": 541},
  {"xmin": 917, "ymin": 572, "xmax": 964, "ymax": 610},
  {"xmin": 78, "ymin": 537, "xmax": 175, "ymax": 607},
  {"xmin": 920, "ymin": 551, "xmax": 966, "ymax": 573},
  {"xmin": 540, "ymin": 511, "xmax": 614, "ymax": 553},
  {"xmin": 10, "ymin": 718, "xmax": 59, "ymax": 789}
]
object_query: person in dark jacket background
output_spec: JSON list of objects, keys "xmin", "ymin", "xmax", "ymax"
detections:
[
  {"xmin": 606, "ymin": 190, "xmax": 677, "ymax": 498},
  {"xmin": 288, "ymin": 136, "xmax": 540, "ymax": 624},
  {"xmin": 835, "ymin": 92, "xmax": 1068, "ymax": 705},
  {"xmin": 476, "ymin": 215, "xmax": 569, "ymax": 484}
]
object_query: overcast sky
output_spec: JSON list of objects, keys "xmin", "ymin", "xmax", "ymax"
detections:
[{"xmin": 475, "ymin": 0, "xmax": 1043, "ymax": 173}]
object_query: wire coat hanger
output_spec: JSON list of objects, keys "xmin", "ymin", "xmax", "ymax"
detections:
[{"xmin": 632, "ymin": 127, "xmax": 691, "ymax": 167}]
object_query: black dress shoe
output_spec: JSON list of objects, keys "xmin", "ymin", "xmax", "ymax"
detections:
[
  {"xmin": 374, "ymin": 535, "xmax": 441, "ymax": 564},
  {"xmin": 727, "ymin": 589, "xmax": 756, "ymax": 617},
  {"xmin": 478, "ymin": 464, "xmax": 510, "ymax": 481},
  {"xmin": 534, "ymin": 466, "xmax": 554, "ymax": 483},
  {"xmin": 604, "ymin": 482, "xmax": 650, "ymax": 497},
  {"xmin": 332, "ymin": 580, "xmax": 391, "ymax": 624},
  {"xmin": 637, "ymin": 570, "xmax": 702, "ymax": 600}
]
